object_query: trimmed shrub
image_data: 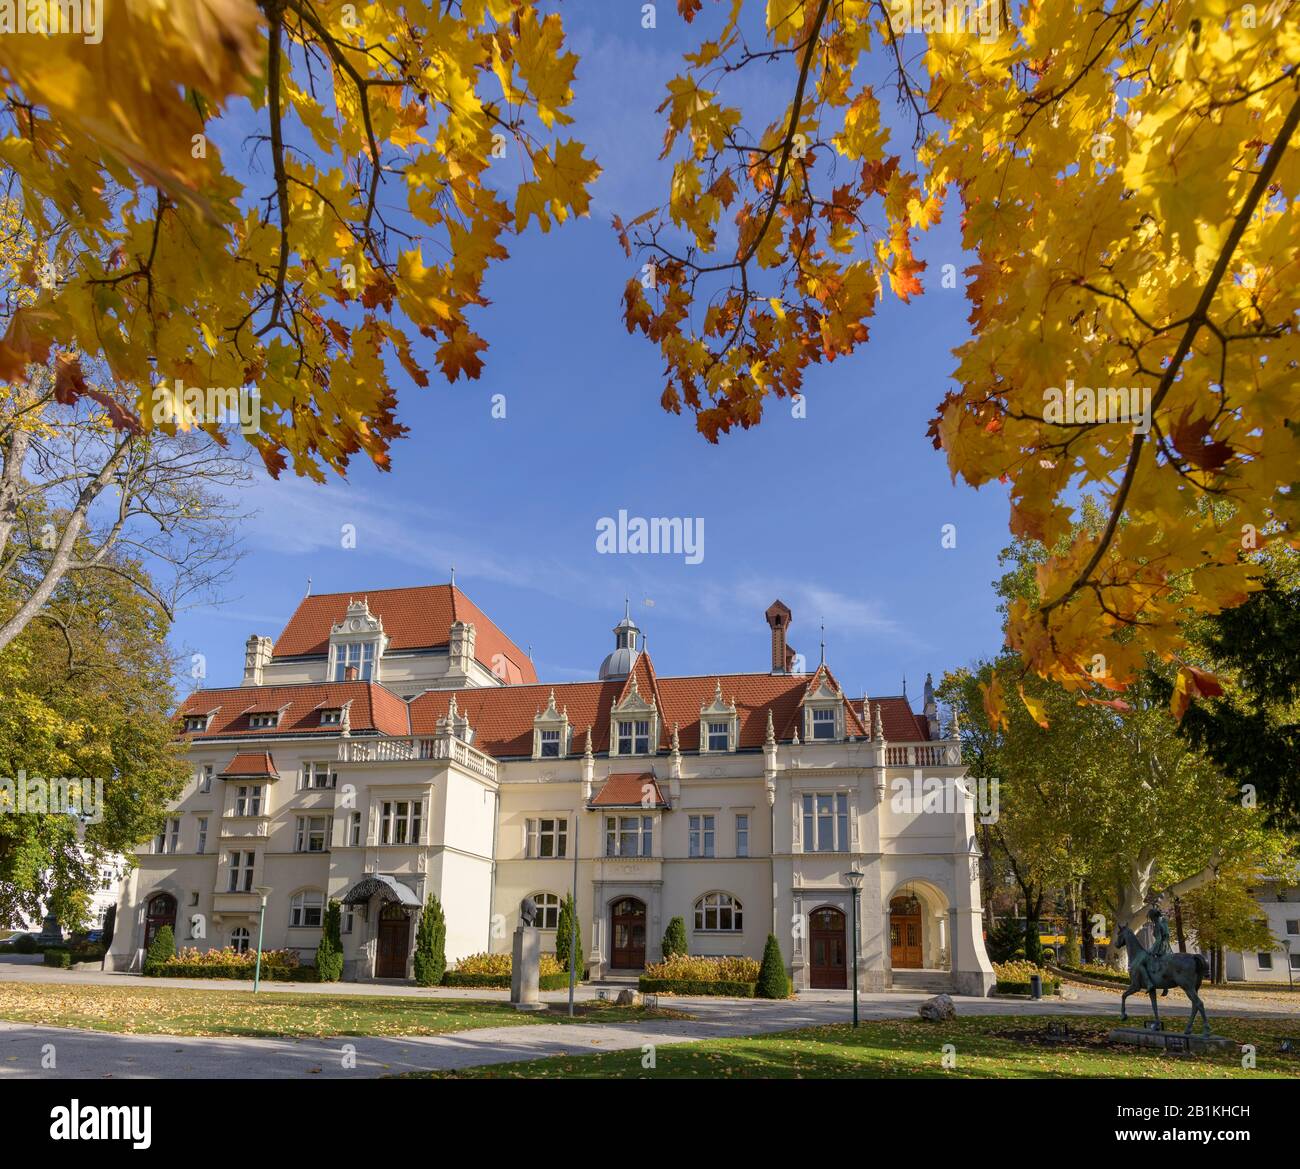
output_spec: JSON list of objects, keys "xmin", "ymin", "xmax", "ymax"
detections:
[
  {"xmin": 413, "ymin": 894, "xmax": 447, "ymax": 987},
  {"xmin": 993, "ymin": 959, "xmax": 1060, "ymax": 995},
  {"xmin": 756, "ymin": 934, "xmax": 790, "ymax": 999},
  {"xmin": 145, "ymin": 946, "xmax": 310, "ymax": 980},
  {"xmin": 441, "ymin": 951, "xmax": 563, "ymax": 987},
  {"xmin": 143, "ymin": 925, "xmax": 176, "ymax": 974},
  {"xmin": 43, "ymin": 948, "xmax": 73, "ymax": 967},
  {"xmin": 442, "ymin": 970, "xmax": 570, "ymax": 991},
  {"xmin": 555, "ymin": 892, "xmax": 583, "ymax": 976},
  {"xmin": 315, "ymin": 899, "xmax": 344, "ymax": 983},
  {"xmin": 638, "ymin": 978, "xmax": 755, "ymax": 997},
  {"xmin": 13, "ymin": 933, "xmax": 38, "ymax": 954},
  {"xmin": 661, "ymin": 916, "xmax": 688, "ymax": 959},
  {"xmin": 643, "ymin": 953, "xmax": 759, "ymax": 983}
]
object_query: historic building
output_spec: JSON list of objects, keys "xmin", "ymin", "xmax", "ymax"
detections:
[{"xmin": 108, "ymin": 584, "xmax": 994, "ymax": 994}]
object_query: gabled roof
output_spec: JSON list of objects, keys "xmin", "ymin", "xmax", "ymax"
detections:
[
  {"xmin": 270, "ymin": 583, "xmax": 537, "ymax": 685},
  {"xmin": 220, "ymin": 751, "xmax": 280, "ymax": 779},
  {"xmin": 850, "ymin": 697, "xmax": 933, "ymax": 741},
  {"xmin": 590, "ymin": 773, "xmax": 670, "ymax": 809},
  {"xmin": 177, "ymin": 682, "xmax": 410, "ymax": 739}
]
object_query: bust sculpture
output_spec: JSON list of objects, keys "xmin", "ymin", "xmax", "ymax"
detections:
[{"xmin": 520, "ymin": 896, "xmax": 538, "ymax": 928}]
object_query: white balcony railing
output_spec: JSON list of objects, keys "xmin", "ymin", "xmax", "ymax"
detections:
[
  {"xmin": 885, "ymin": 741, "xmax": 962, "ymax": 767},
  {"xmin": 337, "ymin": 734, "xmax": 498, "ymax": 781}
]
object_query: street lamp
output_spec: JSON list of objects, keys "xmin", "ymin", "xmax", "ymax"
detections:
[
  {"xmin": 253, "ymin": 885, "xmax": 271, "ymax": 993},
  {"xmin": 1284, "ymin": 939, "xmax": 1293, "ymax": 992},
  {"xmin": 844, "ymin": 867, "xmax": 865, "ymax": 1026}
]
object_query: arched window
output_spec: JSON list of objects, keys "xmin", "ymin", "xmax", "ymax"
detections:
[
  {"xmin": 694, "ymin": 892, "xmax": 743, "ymax": 932},
  {"xmin": 288, "ymin": 890, "xmax": 324, "ymax": 928},
  {"xmin": 529, "ymin": 892, "xmax": 561, "ymax": 930},
  {"xmin": 230, "ymin": 927, "xmax": 251, "ymax": 954}
]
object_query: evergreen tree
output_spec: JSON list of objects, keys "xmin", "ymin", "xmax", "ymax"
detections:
[
  {"xmin": 661, "ymin": 916, "xmax": 688, "ymax": 959},
  {"xmin": 315, "ymin": 899, "xmax": 344, "ymax": 982},
  {"xmin": 555, "ymin": 892, "xmax": 583, "ymax": 977},
  {"xmin": 144, "ymin": 925, "xmax": 175, "ymax": 974},
  {"xmin": 413, "ymin": 894, "xmax": 446, "ymax": 986},
  {"xmin": 756, "ymin": 933, "xmax": 789, "ymax": 999}
]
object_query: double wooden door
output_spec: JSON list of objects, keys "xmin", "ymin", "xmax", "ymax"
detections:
[
  {"xmin": 610, "ymin": 897, "xmax": 646, "ymax": 969},
  {"xmin": 809, "ymin": 907, "xmax": 847, "ymax": 988},
  {"xmin": 890, "ymin": 896, "xmax": 923, "ymax": 968}
]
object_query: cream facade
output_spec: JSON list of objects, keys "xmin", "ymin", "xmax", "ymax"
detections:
[{"xmin": 110, "ymin": 585, "xmax": 994, "ymax": 995}]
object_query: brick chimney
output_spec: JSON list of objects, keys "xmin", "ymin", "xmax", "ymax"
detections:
[{"xmin": 765, "ymin": 600, "xmax": 793, "ymax": 674}]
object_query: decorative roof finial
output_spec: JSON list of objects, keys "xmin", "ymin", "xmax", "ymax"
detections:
[
  {"xmin": 873, "ymin": 702, "xmax": 884, "ymax": 741},
  {"xmin": 305, "ymin": 576, "xmax": 312, "ymax": 597},
  {"xmin": 819, "ymin": 618, "xmax": 826, "ymax": 666},
  {"xmin": 450, "ymin": 564, "xmax": 455, "ymax": 587},
  {"xmin": 671, "ymin": 721, "xmax": 681, "ymax": 753},
  {"xmin": 765, "ymin": 709, "xmax": 775, "ymax": 746},
  {"xmin": 584, "ymin": 725, "xmax": 593, "ymax": 758}
]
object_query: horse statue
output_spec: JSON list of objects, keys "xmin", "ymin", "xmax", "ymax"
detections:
[{"xmin": 1114, "ymin": 912, "xmax": 1210, "ymax": 1036}]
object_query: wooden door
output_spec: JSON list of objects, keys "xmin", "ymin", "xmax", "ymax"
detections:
[
  {"xmin": 890, "ymin": 895, "xmax": 923, "ymax": 968},
  {"xmin": 609, "ymin": 897, "xmax": 646, "ymax": 969},
  {"xmin": 376, "ymin": 904, "xmax": 410, "ymax": 978},
  {"xmin": 144, "ymin": 893, "xmax": 176, "ymax": 949},
  {"xmin": 809, "ymin": 907, "xmax": 847, "ymax": 988}
]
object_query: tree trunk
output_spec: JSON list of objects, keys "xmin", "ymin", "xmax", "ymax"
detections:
[{"xmin": 1173, "ymin": 896, "xmax": 1187, "ymax": 953}]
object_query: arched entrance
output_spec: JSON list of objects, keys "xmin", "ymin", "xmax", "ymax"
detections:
[
  {"xmin": 376, "ymin": 903, "xmax": 410, "ymax": 978},
  {"xmin": 609, "ymin": 897, "xmax": 646, "ymax": 969},
  {"xmin": 809, "ymin": 906, "xmax": 847, "ymax": 988},
  {"xmin": 144, "ymin": 893, "xmax": 176, "ymax": 949},
  {"xmin": 890, "ymin": 894, "xmax": 924, "ymax": 968}
]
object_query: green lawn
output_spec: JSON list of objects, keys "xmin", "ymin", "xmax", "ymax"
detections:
[
  {"xmin": 0, "ymin": 981, "xmax": 686, "ymax": 1038},
  {"xmin": 415, "ymin": 1014, "xmax": 1300, "ymax": 1079}
]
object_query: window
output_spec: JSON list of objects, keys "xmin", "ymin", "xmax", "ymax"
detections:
[
  {"xmin": 526, "ymin": 818, "xmax": 568, "ymax": 859},
  {"xmin": 530, "ymin": 892, "xmax": 561, "ymax": 930},
  {"xmin": 539, "ymin": 729, "xmax": 561, "ymax": 757},
  {"xmin": 196, "ymin": 817, "xmax": 208, "ymax": 855},
  {"xmin": 802, "ymin": 793, "xmax": 849, "ymax": 852},
  {"xmin": 349, "ymin": 811, "xmax": 362, "ymax": 846},
  {"xmin": 1292, "ymin": 953, "xmax": 1300, "ymax": 972},
  {"xmin": 605, "ymin": 815, "xmax": 653, "ymax": 858},
  {"xmin": 688, "ymin": 814, "xmax": 715, "ymax": 858},
  {"xmin": 304, "ymin": 761, "xmax": 336, "ymax": 789},
  {"xmin": 319, "ymin": 708, "xmax": 342, "ymax": 726},
  {"xmin": 289, "ymin": 890, "xmax": 324, "ymax": 928},
  {"xmin": 295, "ymin": 816, "xmax": 329, "ymax": 853},
  {"xmin": 617, "ymin": 720, "xmax": 650, "ymax": 754},
  {"xmin": 1256, "ymin": 951, "xmax": 1274, "ymax": 970},
  {"xmin": 249, "ymin": 712, "xmax": 279, "ymax": 728},
  {"xmin": 380, "ymin": 800, "xmax": 422, "ymax": 845},
  {"xmin": 234, "ymin": 785, "xmax": 263, "ymax": 817},
  {"xmin": 155, "ymin": 818, "xmax": 180, "ymax": 854},
  {"xmin": 707, "ymin": 721, "xmax": 731, "ymax": 751},
  {"xmin": 735, "ymin": 813, "xmax": 749, "ymax": 857},
  {"xmin": 198, "ymin": 764, "xmax": 213, "ymax": 794},
  {"xmin": 230, "ymin": 927, "xmax": 250, "ymax": 954},
  {"xmin": 333, "ymin": 641, "xmax": 375, "ymax": 681},
  {"xmin": 694, "ymin": 892, "xmax": 743, "ymax": 932},
  {"xmin": 183, "ymin": 715, "xmax": 208, "ymax": 732},
  {"xmin": 341, "ymin": 905, "xmax": 355, "ymax": 934},
  {"xmin": 811, "ymin": 707, "xmax": 836, "ymax": 740},
  {"xmin": 227, "ymin": 851, "xmax": 254, "ymax": 893},
  {"xmin": 1286, "ymin": 919, "xmax": 1299, "ymax": 935}
]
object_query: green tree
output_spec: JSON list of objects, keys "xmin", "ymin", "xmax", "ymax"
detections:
[
  {"xmin": 555, "ymin": 892, "xmax": 582, "ymax": 977},
  {"xmin": 756, "ymin": 934, "xmax": 789, "ymax": 999},
  {"xmin": 143, "ymin": 925, "xmax": 174, "ymax": 974},
  {"xmin": 1181, "ymin": 864, "xmax": 1282, "ymax": 984},
  {"xmin": 0, "ymin": 544, "xmax": 188, "ymax": 930},
  {"xmin": 413, "ymin": 894, "xmax": 446, "ymax": 987},
  {"xmin": 315, "ymin": 899, "xmax": 344, "ymax": 982},
  {"xmin": 661, "ymin": 916, "xmax": 688, "ymax": 959}
]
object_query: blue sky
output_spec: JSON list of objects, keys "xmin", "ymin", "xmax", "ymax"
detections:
[{"xmin": 173, "ymin": 4, "xmax": 1013, "ymax": 702}]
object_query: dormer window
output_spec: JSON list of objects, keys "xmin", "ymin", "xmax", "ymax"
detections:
[
  {"xmin": 532, "ymin": 690, "xmax": 570, "ymax": 759},
  {"xmin": 812, "ymin": 708, "xmax": 836, "ymax": 740},
  {"xmin": 707, "ymin": 722, "xmax": 731, "ymax": 751},
  {"xmin": 540, "ymin": 730, "xmax": 560, "ymax": 757},
  {"xmin": 618, "ymin": 720, "xmax": 650, "ymax": 755},
  {"xmin": 249, "ymin": 712, "xmax": 279, "ymax": 729},
  {"xmin": 184, "ymin": 715, "xmax": 209, "ymax": 733},
  {"xmin": 328, "ymin": 598, "xmax": 386, "ymax": 682},
  {"xmin": 319, "ymin": 708, "xmax": 342, "ymax": 726},
  {"xmin": 699, "ymin": 681, "xmax": 738, "ymax": 754},
  {"xmin": 333, "ymin": 640, "xmax": 375, "ymax": 681}
]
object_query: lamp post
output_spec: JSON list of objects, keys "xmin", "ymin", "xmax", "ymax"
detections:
[
  {"xmin": 567, "ymin": 818, "xmax": 580, "ymax": 1018},
  {"xmin": 253, "ymin": 885, "xmax": 271, "ymax": 993},
  {"xmin": 844, "ymin": 867, "xmax": 865, "ymax": 1026},
  {"xmin": 1285, "ymin": 939, "xmax": 1293, "ymax": 991}
]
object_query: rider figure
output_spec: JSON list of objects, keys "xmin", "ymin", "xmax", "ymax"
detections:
[{"xmin": 1133, "ymin": 905, "xmax": 1171, "ymax": 989}]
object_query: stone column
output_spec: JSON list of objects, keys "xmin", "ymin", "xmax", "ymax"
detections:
[{"xmin": 511, "ymin": 926, "xmax": 545, "ymax": 1011}]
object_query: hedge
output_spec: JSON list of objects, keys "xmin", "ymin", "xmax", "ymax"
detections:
[
  {"xmin": 42, "ymin": 943, "xmax": 104, "ymax": 967},
  {"xmin": 440, "ymin": 970, "xmax": 570, "ymax": 991},
  {"xmin": 637, "ymin": 977, "xmax": 756, "ymax": 997},
  {"xmin": 151, "ymin": 962, "xmax": 318, "ymax": 981},
  {"xmin": 995, "ymin": 978, "xmax": 1060, "ymax": 995}
]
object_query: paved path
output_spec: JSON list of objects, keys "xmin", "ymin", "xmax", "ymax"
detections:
[{"xmin": 1, "ymin": 979, "xmax": 1294, "ymax": 1078}]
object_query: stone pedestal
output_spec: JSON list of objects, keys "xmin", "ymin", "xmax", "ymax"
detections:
[
  {"xmin": 1108, "ymin": 1027, "xmax": 1237, "ymax": 1054},
  {"xmin": 511, "ymin": 926, "xmax": 545, "ymax": 1012}
]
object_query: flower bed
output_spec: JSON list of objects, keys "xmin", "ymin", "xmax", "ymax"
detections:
[
  {"xmin": 440, "ymin": 951, "xmax": 568, "ymax": 989},
  {"xmin": 147, "ymin": 946, "xmax": 315, "ymax": 981},
  {"xmin": 638, "ymin": 953, "xmax": 760, "ymax": 997},
  {"xmin": 993, "ymin": 959, "xmax": 1060, "ymax": 995}
]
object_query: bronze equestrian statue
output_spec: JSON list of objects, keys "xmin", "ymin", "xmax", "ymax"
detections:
[{"xmin": 1114, "ymin": 905, "xmax": 1211, "ymax": 1036}]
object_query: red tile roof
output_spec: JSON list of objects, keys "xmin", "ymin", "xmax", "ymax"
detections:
[
  {"xmin": 220, "ymin": 751, "xmax": 280, "ymax": 778},
  {"xmin": 850, "ymin": 697, "xmax": 933, "ymax": 742},
  {"xmin": 177, "ymin": 682, "xmax": 410, "ymax": 739},
  {"xmin": 589, "ymin": 773, "xmax": 669, "ymax": 808},
  {"xmin": 269, "ymin": 584, "xmax": 536, "ymax": 685}
]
